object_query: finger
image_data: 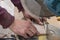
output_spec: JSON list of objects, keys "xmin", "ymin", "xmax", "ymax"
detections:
[
  {"xmin": 23, "ymin": 34, "xmax": 29, "ymax": 38},
  {"xmin": 42, "ymin": 17, "xmax": 47, "ymax": 21},
  {"xmin": 36, "ymin": 18, "xmax": 43, "ymax": 25},
  {"xmin": 18, "ymin": 31, "xmax": 29, "ymax": 38},
  {"xmin": 26, "ymin": 30, "xmax": 34, "ymax": 37},
  {"xmin": 19, "ymin": 34, "xmax": 29, "ymax": 38},
  {"xmin": 31, "ymin": 17, "xmax": 43, "ymax": 25},
  {"xmin": 29, "ymin": 25, "xmax": 37, "ymax": 35},
  {"xmin": 15, "ymin": 28, "xmax": 28, "ymax": 38}
]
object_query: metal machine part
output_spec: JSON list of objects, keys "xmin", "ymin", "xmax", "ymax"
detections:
[
  {"xmin": 21, "ymin": 0, "xmax": 60, "ymax": 17},
  {"xmin": 0, "ymin": 34, "xmax": 17, "ymax": 40},
  {"xmin": 0, "ymin": 38, "xmax": 16, "ymax": 40},
  {"xmin": 44, "ymin": 22, "xmax": 60, "ymax": 40},
  {"xmin": 20, "ymin": 0, "xmax": 54, "ymax": 17},
  {"xmin": 36, "ymin": 0, "xmax": 60, "ymax": 16}
]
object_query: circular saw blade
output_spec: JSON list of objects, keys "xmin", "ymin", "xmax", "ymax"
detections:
[{"xmin": 21, "ymin": 0, "xmax": 54, "ymax": 17}]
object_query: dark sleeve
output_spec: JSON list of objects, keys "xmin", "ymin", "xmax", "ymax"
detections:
[
  {"xmin": 11, "ymin": 0, "xmax": 24, "ymax": 12},
  {"xmin": 0, "ymin": 6, "xmax": 14, "ymax": 28}
]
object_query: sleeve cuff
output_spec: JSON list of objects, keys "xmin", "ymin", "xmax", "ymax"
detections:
[
  {"xmin": 11, "ymin": 0, "xmax": 23, "ymax": 11},
  {"xmin": 0, "ymin": 7, "xmax": 15, "ymax": 28}
]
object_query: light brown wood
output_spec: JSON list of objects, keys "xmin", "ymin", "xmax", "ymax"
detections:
[{"xmin": 47, "ymin": 16, "xmax": 60, "ymax": 28}]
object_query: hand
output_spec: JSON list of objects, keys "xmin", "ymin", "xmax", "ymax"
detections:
[
  {"xmin": 9, "ymin": 19, "xmax": 38, "ymax": 38},
  {"xmin": 23, "ymin": 11, "xmax": 46, "ymax": 25}
]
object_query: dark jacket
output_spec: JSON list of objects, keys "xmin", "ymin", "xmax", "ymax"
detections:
[{"xmin": 0, "ymin": 0, "xmax": 23, "ymax": 28}]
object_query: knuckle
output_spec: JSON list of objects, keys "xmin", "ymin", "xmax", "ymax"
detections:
[{"xmin": 20, "ymin": 30, "xmax": 26, "ymax": 35}]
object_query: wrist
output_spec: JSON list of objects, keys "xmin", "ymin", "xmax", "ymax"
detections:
[{"xmin": 9, "ymin": 19, "xmax": 15, "ymax": 29}]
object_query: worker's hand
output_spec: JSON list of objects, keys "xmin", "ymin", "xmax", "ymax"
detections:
[
  {"xmin": 10, "ymin": 19, "xmax": 38, "ymax": 38},
  {"xmin": 23, "ymin": 11, "xmax": 46, "ymax": 25}
]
